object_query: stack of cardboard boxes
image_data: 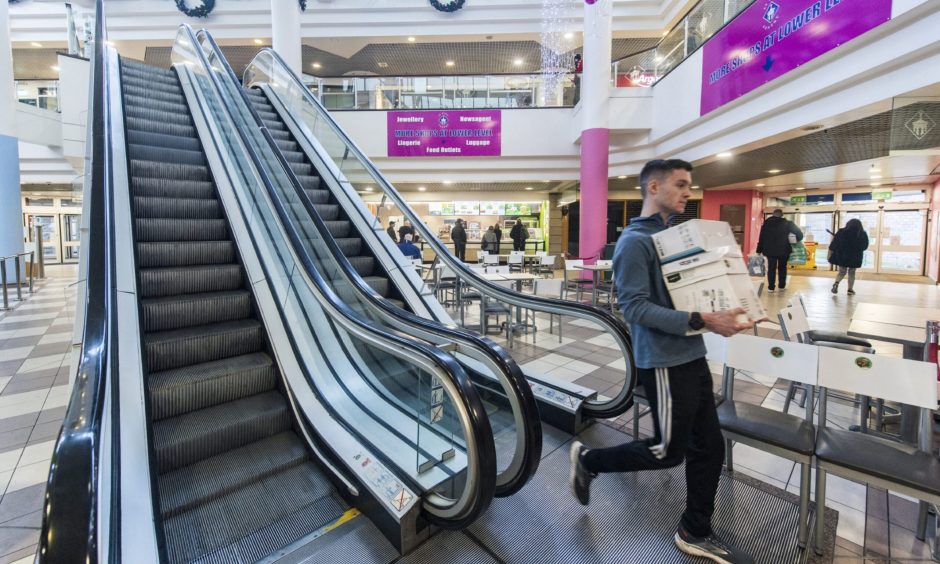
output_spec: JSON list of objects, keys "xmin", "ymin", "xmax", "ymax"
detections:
[{"xmin": 652, "ymin": 220, "xmax": 766, "ymax": 334}]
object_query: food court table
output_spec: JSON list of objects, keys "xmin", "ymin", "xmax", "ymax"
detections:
[
  {"xmin": 573, "ymin": 264, "xmax": 612, "ymax": 307},
  {"xmin": 847, "ymin": 303, "xmax": 940, "ymax": 442}
]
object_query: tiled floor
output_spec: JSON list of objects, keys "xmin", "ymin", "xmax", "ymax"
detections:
[
  {"xmin": 1, "ymin": 265, "xmax": 938, "ymax": 563},
  {"xmin": 0, "ymin": 265, "xmax": 76, "ymax": 564}
]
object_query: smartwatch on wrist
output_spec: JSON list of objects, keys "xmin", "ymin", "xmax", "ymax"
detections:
[{"xmin": 688, "ymin": 312, "xmax": 705, "ymax": 331}]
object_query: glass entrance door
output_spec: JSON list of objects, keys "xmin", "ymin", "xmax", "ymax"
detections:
[
  {"xmin": 794, "ymin": 212, "xmax": 835, "ymax": 269},
  {"xmin": 62, "ymin": 214, "xmax": 81, "ymax": 262},
  {"xmin": 837, "ymin": 209, "xmax": 926, "ymax": 274},
  {"xmin": 29, "ymin": 215, "xmax": 61, "ymax": 264}
]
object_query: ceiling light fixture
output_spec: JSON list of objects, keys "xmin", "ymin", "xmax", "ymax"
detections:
[
  {"xmin": 443, "ymin": 180, "xmax": 453, "ymax": 185},
  {"xmin": 634, "ymin": 186, "xmax": 641, "ymax": 190},
  {"xmin": 408, "ymin": 36, "xmax": 416, "ymax": 42},
  {"xmin": 756, "ymin": 183, "xmax": 766, "ymax": 187},
  {"xmin": 870, "ymin": 174, "xmax": 882, "ymax": 179},
  {"xmin": 525, "ymin": 186, "xmax": 534, "ymax": 191},
  {"xmin": 870, "ymin": 182, "xmax": 882, "ymax": 187},
  {"xmin": 50, "ymin": 66, "xmax": 60, "ymax": 72},
  {"xmin": 253, "ymin": 39, "xmax": 263, "ymax": 45},
  {"xmin": 312, "ymin": 62, "xmax": 321, "ymax": 68},
  {"xmin": 767, "ymin": 169, "xmax": 781, "ymax": 174},
  {"xmin": 716, "ymin": 152, "xmax": 733, "ymax": 158},
  {"xmin": 691, "ymin": 185, "xmax": 700, "ymax": 189},
  {"xmin": 364, "ymin": 187, "xmax": 373, "ymax": 192},
  {"xmin": 513, "ymin": 58, "xmax": 524, "ymax": 66},
  {"xmin": 795, "ymin": 186, "xmax": 806, "ymax": 191},
  {"xmin": 564, "ymin": 32, "xmax": 574, "ymax": 39},
  {"xmin": 445, "ymin": 60, "xmax": 455, "ymax": 67},
  {"xmin": 617, "ymin": 175, "xmax": 626, "ymax": 179},
  {"xmin": 418, "ymin": 186, "xmax": 427, "ymax": 192},
  {"xmin": 30, "ymin": 42, "xmax": 42, "ymax": 48}
]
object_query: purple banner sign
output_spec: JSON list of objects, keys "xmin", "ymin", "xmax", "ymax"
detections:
[
  {"xmin": 700, "ymin": 0, "xmax": 892, "ymax": 115},
  {"xmin": 387, "ymin": 110, "xmax": 501, "ymax": 157}
]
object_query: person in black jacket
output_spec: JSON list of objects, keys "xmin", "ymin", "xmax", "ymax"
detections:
[
  {"xmin": 493, "ymin": 223, "xmax": 503, "ymax": 254},
  {"xmin": 451, "ymin": 219, "xmax": 468, "ymax": 261},
  {"xmin": 829, "ymin": 218, "xmax": 869, "ymax": 295},
  {"xmin": 386, "ymin": 220, "xmax": 398, "ymax": 243},
  {"xmin": 398, "ymin": 220, "xmax": 415, "ymax": 242},
  {"xmin": 510, "ymin": 218, "xmax": 529, "ymax": 252},
  {"xmin": 756, "ymin": 209, "xmax": 803, "ymax": 293}
]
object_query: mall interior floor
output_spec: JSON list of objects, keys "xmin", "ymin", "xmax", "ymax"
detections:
[{"xmin": 0, "ymin": 267, "xmax": 937, "ymax": 562}]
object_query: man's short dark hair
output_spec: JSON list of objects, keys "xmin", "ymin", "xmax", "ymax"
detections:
[
  {"xmin": 772, "ymin": 209, "xmax": 783, "ymax": 217},
  {"xmin": 638, "ymin": 159, "xmax": 693, "ymax": 198}
]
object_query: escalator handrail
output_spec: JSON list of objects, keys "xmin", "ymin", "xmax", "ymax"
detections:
[
  {"xmin": 198, "ymin": 30, "xmax": 541, "ymax": 498},
  {"xmin": 181, "ymin": 25, "xmax": 496, "ymax": 527},
  {"xmin": 39, "ymin": 0, "xmax": 116, "ymax": 561},
  {"xmin": 245, "ymin": 48, "xmax": 637, "ymax": 419}
]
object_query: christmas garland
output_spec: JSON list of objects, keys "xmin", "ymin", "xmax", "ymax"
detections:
[
  {"xmin": 429, "ymin": 0, "xmax": 466, "ymax": 13},
  {"xmin": 174, "ymin": 0, "xmax": 215, "ymax": 18}
]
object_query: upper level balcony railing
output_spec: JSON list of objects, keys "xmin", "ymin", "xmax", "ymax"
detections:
[
  {"xmin": 612, "ymin": 0, "xmax": 756, "ymax": 88},
  {"xmin": 305, "ymin": 73, "xmax": 579, "ymax": 110}
]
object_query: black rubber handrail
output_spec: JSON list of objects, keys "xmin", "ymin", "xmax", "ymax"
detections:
[
  {"xmin": 39, "ymin": 0, "xmax": 116, "ymax": 561},
  {"xmin": 245, "ymin": 48, "xmax": 637, "ymax": 419},
  {"xmin": 199, "ymin": 30, "xmax": 541, "ymax": 498},
  {"xmin": 184, "ymin": 27, "xmax": 496, "ymax": 528}
]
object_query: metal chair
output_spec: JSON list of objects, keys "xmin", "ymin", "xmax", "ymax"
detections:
[
  {"xmin": 508, "ymin": 252, "xmax": 525, "ymax": 273},
  {"xmin": 593, "ymin": 259, "xmax": 616, "ymax": 311},
  {"xmin": 533, "ymin": 254, "xmax": 557, "ymax": 277},
  {"xmin": 563, "ymin": 259, "xmax": 592, "ymax": 301},
  {"xmin": 527, "ymin": 278, "xmax": 565, "ymax": 343}
]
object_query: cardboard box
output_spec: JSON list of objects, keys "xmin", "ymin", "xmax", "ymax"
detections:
[
  {"xmin": 662, "ymin": 250, "xmax": 766, "ymax": 334},
  {"xmin": 652, "ymin": 219, "xmax": 739, "ymax": 263}
]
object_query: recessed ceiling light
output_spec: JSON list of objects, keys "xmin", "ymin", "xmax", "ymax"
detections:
[
  {"xmin": 634, "ymin": 186, "xmax": 641, "ymax": 190},
  {"xmin": 870, "ymin": 174, "xmax": 882, "ymax": 179},
  {"xmin": 30, "ymin": 42, "xmax": 42, "ymax": 48},
  {"xmin": 662, "ymin": 30, "xmax": 669, "ymax": 36},
  {"xmin": 513, "ymin": 58, "xmax": 524, "ymax": 66},
  {"xmin": 50, "ymin": 66, "xmax": 60, "ymax": 71},
  {"xmin": 542, "ymin": 180, "xmax": 550, "ymax": 183},
  {"xmin": 870, "ymin": 182, "xmax": 882, "ymax": 187},
  {"xmin": 691, "ymin": 185, "xmax": 700, "ymax": 189},
  {"xmin": 716, "ymin": 152, "xmax": 733, "ymax": 158},
  {"xmin": 795, "ymin": 186, "xmax": 806, "ymax": 191},
  {"xmin": 525, "ymin": 186, "xmax": 534, "ymax": 191},
  {"xmin": 253, "ymin": 39, "xmax": 263, "ymax": 45},
  {"xmin": 767, "ymin": 169, "xmax": 781, "ymax": 174},
  {"xmin": 418, "ymin": 186, "xmax": 426, "ymax": 192},
  {"xmin": 564, "ymin": 32, "xmax": 574, "ymax": 39},
  {"xmin": 617, "ymin": 175, "xmax": 626, "ymax": 179},
  {"xmin": 445, "ymin": 61, "xmax": 455, "ymax": 67},
  {"xmin": 443, "ymin": 180, "xmax": 453, "ymax": 185},
  {"xmin": 756, "ymin": 183, "xmax": 766, "ymax": 187},
  {"xmin": 364, "ymin": 187, "xmax": 373, "ymax": 192},
  {"xmin": 408, "ymin": 36, "xmax": 416, "ymax": 42},
  {"xmin": 312, "ymin": 62, "xmax": 321, "ymax": 69},
  {"xmin": 377, "ymin": 62, "xmax": 389, "ymax": 68}
]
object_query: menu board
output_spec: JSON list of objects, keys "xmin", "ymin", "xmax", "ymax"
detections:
[
  {"xmin": 480, "ymin": 201, "xmax": 505, "ymax": 216},
  {"xmin": 504, "ymin": 203, "xmax": 531, "ymax": 216},
  {"xmin": 454, "ymin": 201, "xmax": 480, "ymax": 215},
  {"xmin": 428, "ymin": 202, "xmax": 455, "ymax": 216}
]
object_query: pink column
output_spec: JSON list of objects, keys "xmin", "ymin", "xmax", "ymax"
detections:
[
  {"xmin": 579, "ymin": 128, "xmax": 609, "ymax": 261},
  {"xmin": 578, "ymin": 0, "xmax": 612, "ymax": 263}
]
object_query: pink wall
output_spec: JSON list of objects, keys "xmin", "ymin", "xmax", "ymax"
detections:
[
  {"xmin": 927, "ymin": 179, "xmax": 940, "ymax": 282},
  {"xmin": 701, "ymin": 189, "xmax": 763, "ymax": 254}
]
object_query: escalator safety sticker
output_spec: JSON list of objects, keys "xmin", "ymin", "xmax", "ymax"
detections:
[
  {"xmin": 430, "ymin": 404, "xmax": 445, "ymax": 423},
  {"xmin": 392, "ymin": 489, "xmax": 413, "ymax": 512},
  {"xmin": 353, "ymin": 452, "xmax": 415, "ymax": 514}
]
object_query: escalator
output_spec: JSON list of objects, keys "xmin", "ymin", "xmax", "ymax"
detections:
[
  {"xmin": 40, "ymin": 6, "xmax": 500, "ymax": 562},
  {"xmin": 241, "ymin": 50, "xmax": 637, "ymax": 432},
  {"xmin": 120, "ymin": 59, "xmax": 350, "ymax": 563}
]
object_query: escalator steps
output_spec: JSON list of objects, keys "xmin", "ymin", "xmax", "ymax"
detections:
[{"xmin": 121, "ymin": 59, "xmax": 344, "ymax": 563}]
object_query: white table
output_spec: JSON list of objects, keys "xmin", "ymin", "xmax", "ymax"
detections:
[
  {"xmin": 573, "ymin": 264, "xmax": 612, "ymax": 307},
  {"xmin": 847, "ymin": 303, "xmax": 939, "ymax": 442}
]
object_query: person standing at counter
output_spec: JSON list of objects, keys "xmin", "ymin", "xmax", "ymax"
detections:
[
  {"xmin": 399, "ymin": 219, "xmax": 415, "ymax": 242},
  {"xmin": 481, "ymin": 226, "xmax": 498, "ymax": 254},
  {"xmin": 386, "ymin": 220, "xmax": 398, "ymax": 243},
  {"xmin": 451, "ymin": 219, "xmax": 468, "ymax": 262},
  {"xmin": 493, "ymin": 223, "xmax": 503, "ymax": 254},
  {"xmin": 510, "ymin": 218, "xmax": 529, "ymax": 252}
]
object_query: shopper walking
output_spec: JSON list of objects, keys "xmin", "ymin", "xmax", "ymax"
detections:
[
  {"xmin": 493, "ymin": 223, "xmax": 503, "ymax": 254},
  {"xmin": 510, "ymin": 218, "xmax": 529, "ymax": 252},
  {"xmin": 829, "ymin": 218, "xmax": 868, "ymax": 295},
  {"xmin": 386, "ymin": 220, "xmax": 398, "ymax": 243},
  {"xmin": 451, "ymin": 219, "xmax": 468, "ymax": 262},
  {"xmin": 756, "ymin": 209, "xmax": 803, "ymax": 293},
  {"xmin": 569, "ymin": 159, "xmax": 756, "ymax": 564}
]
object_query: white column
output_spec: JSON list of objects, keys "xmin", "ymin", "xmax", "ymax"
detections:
[
  {"xmin": 271, "ymin": 0, "xmax": 303, "ymax": 75},
  {"xmin": 581, "ymin": 0, "xmax": 612, "ymax": 131},
  {"xmin": 0, "ymin": 0, "xmax": 25, "ymax": 279}
]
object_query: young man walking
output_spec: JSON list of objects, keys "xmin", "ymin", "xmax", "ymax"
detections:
[
  {"xmin": 756, "ymin": 209, "xmax": 802, "ymax": 293},
  {"xmin": 569, "ymin": 159, "xmax": 756, "ymax": 564}
]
